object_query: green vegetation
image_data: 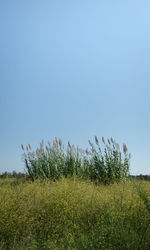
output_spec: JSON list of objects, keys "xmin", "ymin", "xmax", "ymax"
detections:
[
  {"xmin": 21, "ymin": 136, "xmax": 130, "ymax": 184},
  {"xmin": 0, "ymin": 178, "xmax": 150, "ymax": 249},
  {"xmin": 0, "ymin": 137, "xmax": 149, "ymax": 249}
]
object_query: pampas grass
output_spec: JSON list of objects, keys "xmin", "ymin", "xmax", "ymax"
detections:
[{"xmin": 21, "ymin": 136, "xmax": 130, "ymax": 183}]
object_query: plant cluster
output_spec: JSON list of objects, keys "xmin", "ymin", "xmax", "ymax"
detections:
[{"xmin": 21, "ymin": 136, "xmax": 131, "ymax": 183}]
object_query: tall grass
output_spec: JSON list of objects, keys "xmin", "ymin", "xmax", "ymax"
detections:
[
  {"xmin": 0, "ymin": 178, "xmax": 150, "ymax": 249},
  {"xmin": 21, "ymin": 136, "xmax": 131, "ymax": 183},
  {"xmin": 134, "ymin": 182, "xmax": 150, "ymax": 248}
]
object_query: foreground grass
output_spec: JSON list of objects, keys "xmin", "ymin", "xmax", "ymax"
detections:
[{"xmin": 0, "ymin": 178, "xmax": 150, "ymax": 249}]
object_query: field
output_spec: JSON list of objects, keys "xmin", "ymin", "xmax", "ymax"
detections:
[{"xmin": 0, "ymin": 177, "xmax": 150, "ymax": 249}]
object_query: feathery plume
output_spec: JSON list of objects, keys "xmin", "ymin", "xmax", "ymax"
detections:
[
  {"xmin": 106, "ymin": 144, "xmax": 111, "ymax": 151},
  {"xmin": 59, "ymin": 139, "xmax": 62, "ymax": 147},
  {"xmin": 107, "ymin": 139, "xmax": 111, "ymax": 145},
  {"xmin": 40, "ymin": 140, "xmax": 44, "ymax": 149},
  {"xmin": 123, "ymin": 144, "xmax": 128, "ymax": 154},
  {"xmin": 115, "ymin": 142, "xmax": 120, "ymax": 151},
  {"xmin": 55, "ymin": 137, "xmax": 58, "ymax": 145},
  {"xmin": 68, "ymin": 141, "xmax": 71, "ymax": 149},
  {"xmin": 85, "ymin": 148, "xmax": 90, "ymax": 155},
  {"xmin": 36, "ymin": 148, "xmax": 41, "ymax": 156},
  {"xmin": 95, "ymin": 136, "xmax": 99, "ymax": 145},
  {"xmin": 78, "ymin": 147, "xmax": 84, "ymax": 154},
  {"xmin": 72, "ymin": 144, "xmax": 76, "ymax": 153},
  {"xmin": 88, "ymin": 139, "xmax": 92, "ymax": 147},
  {"xmin": 88, "ymin": 139, "xmax": 96, "ymax": 153},
  {"xmin": 102, "ymin": 136, "xmax": 105, "ymax": 144},
  {"xmin": 111, "ymin": 137, "xmax": 114, "ymax": 143}
]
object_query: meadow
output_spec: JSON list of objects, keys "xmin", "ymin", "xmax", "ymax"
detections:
[
  {"xmin": 0, "ymin": 137, "xmax": 150, "ymax": 249},
  {"xmin": 0, "ymin": 177, "xmax": 150, "ymax": 249}
]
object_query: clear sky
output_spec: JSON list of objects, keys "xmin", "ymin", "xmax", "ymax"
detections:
[{"xmin": 0, "ymin": 0, "xmax": 150, "ymax": 175}]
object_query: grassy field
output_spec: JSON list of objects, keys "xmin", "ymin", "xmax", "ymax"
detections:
[{"xmin": 0, "ymin": 177, "xmax": 150, "ymax": 249}]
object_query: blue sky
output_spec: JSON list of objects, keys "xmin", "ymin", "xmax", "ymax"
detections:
[{"xmin": 0, "ymin": 0, "xmax": 150, "ymax": 175}]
